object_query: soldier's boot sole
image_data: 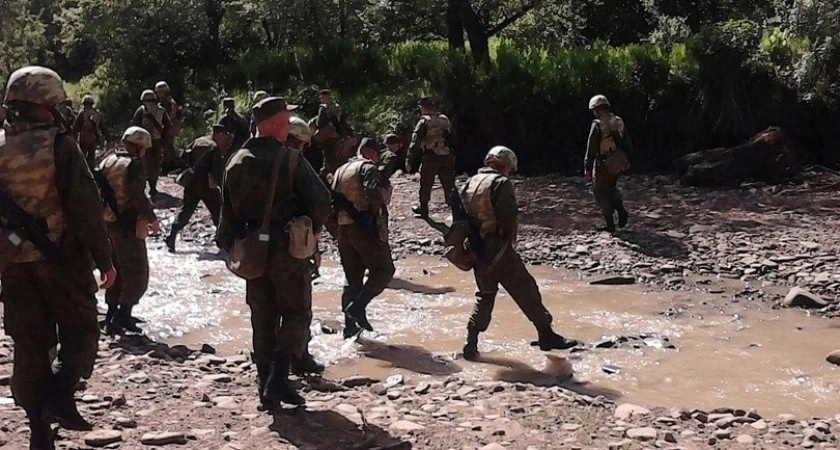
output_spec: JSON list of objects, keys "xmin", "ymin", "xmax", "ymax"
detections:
[
  {"xmin": 291, "ymin": 353, "xmax": 325, "ymax": 377},
  {"xmin": 534, "ymin": 333, "xmax": 579, "ymax": 351},
  {"xmin": 43, "ymin": 396, "xmax": 93, "ymax": 432},
  {"xmin": 262, "ymin": 354, "xmax": 306, "ymax": 407},
  {"xmin": 344, "ymin": 302, "xmax": 373, "ymax": 332},
  {"xmin": 411, "ymin": 205, "xmax": 428, "ymax": 218},
  {"xmin": 462, "ymin": 344, "xmax": 480, "ymax": 361}
]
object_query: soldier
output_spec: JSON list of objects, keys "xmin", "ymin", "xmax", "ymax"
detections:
[
  {"xmin": 383, "ymin": 133, "xmax": 405, "ymax": 176},
  {"xmin": 72, "ymin": 94, "xmax": 107, "ymax": 165},
  {"xmin": 584, "ymin": 95, "xmax": 632, "ymax": 232},
  {"xmin": 165, "ymin": 124, "xmax": 232, "ymax": 253},
  {"xmin": 218, "ymin": 97, "xmax": 332, "ymax": 408},
  {"xmin": 57, "ymin": 98, "xmax": 77, "ymax": 131},
  {"xmin": 331, "ymin": 138, "xmax": 396, "ymax": 338},
  {"xmin": 154, "ymin": 81, "xmax": 183, "ymax": 174},
  {"xmin": 0, "ymin": 66, "xmax": 116, "ymax": 449},
  {"xmin": 132, "ymin": 89, "xmax": 171, "ymax": 197},
  {"xmin": 455, "ymin": 146, "xmax": 578, "ymax": 360},
  {"xmin": 219, "ymin": 97, "xmax": 250, "ymax": 151},
  {"xmin": 313, "ymin": 89, "xmax": 355, "ymax": 179},
  {"xmin": 98, "ymin": 127, "xmax": 161, "ymax": 334},
  {"xmin": 407, "ymin": 97, "xmax": 456, "ymax": 217},
  {"xmin": 249, "ymin": 90, "xmax": 269, "ymax": 137}
]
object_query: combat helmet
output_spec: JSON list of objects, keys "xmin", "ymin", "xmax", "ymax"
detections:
[
  {"xmin": 588, "ymin": 94, "xmax": 611, "ymax": 110},
  {"xmin": 122, "ymin": 126, "xmax": 152, "ymax": 150},
  {"xmin": 141, "ymin": 90, "xmax": 157, "ymax": 102},
  {"xmin": 82, "ymin": 94, "xmax": 95, "ymax": 105},
  {"xmin": 155, "ymin": 81, "xmax": 170, "ymax": 92},
  {"xmin": 3, "ymin": 66, "xmax": 66, "ymax": 107},
  {"xmin": 484, "ymin": 146, "xmax": 518, "ymax": 172},
  {"xmin": 253, "ymin": 90, "xmax": 269, "ymax": 103},
  {"xmin": 288, "ymin": 116, "xmax": 313, "ymax": 144}
]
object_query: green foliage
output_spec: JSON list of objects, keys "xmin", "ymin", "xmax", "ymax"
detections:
[{"xmin": 0, "ymin": 0, "xmax": 47, "ymax": 81}]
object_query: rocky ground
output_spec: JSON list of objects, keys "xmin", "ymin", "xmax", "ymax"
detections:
[{"xmin": 1, "ymin": 167, "xmax": 839, "ymax": 449}]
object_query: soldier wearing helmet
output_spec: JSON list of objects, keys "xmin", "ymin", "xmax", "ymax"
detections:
[
  {"xmin": 154, "ymin": 81, "xmax": 183, "ymax": 174},
  {"xmin": 57, "ymin": 98, "xmax": 77, "ymax": 131},
  {"xmin": 331, "ymin": 137, "xmax": 395, "ymax": 339},
  {"xmin": 165, "ymin": 123, "xmax": 233, "ymax": 253},
  {"xmin": 72, "ymin": 94, "xmax": 108, "ymax": 165},
  {"xmin": 249, "ymin": 90, "xmax": 270, "ymax": 136},
  {"xmin": 98, "ymin": 126, "xmax": 161, "ymax": 334},
  {"xmin": 0, "ymin": 66, "xmax": 116, "ymax": 449},
  {"xmin": 407, "ymin": 96, "xmax": 456, "ymax": 218},
  {"xmin": 451, "ymin": 146, "xmax": 579, "ymax": 360},
  {"xmin": 585, "ymin": 94, "xmax": 632, "ymax": 232},
  {"xmin": 132, "ymin": 89, "xmax": 172, "ymax": 197},
  {"xmin": 312, "ymin": 89, "xmax": 356, "ymax": 178},
  {"xmin": 219, "ymin": 97, "xmax": 250, "ymax": 151}
]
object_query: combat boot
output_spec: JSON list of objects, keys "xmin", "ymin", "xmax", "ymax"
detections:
[
  {"xmin": 344, "ymin": 290, "xmax": 374, "ymax": 332},
  {"xmin": 617, "ymin": 206, "xmax": 629, "ymax": 229},
  {"xmin": 44, "ymin": 374, "xmax": 93, "ymax": 431},
  {"xmin": 291, "ymin": 351, "xmax": 325, "ymax": 377},
  {"xmin": 411, "ymin": 203, "xmax": 428, "ymax": 218},
  {"xmin": 343, "ymin": 315, "xmax": 361, "ymax": 340},
  {"xmin": 535, "ymin": 326, "xmax": 579, "ymax": 351},
  {"xmin": 164, "ymin": 233, "xmax": 177, "ymax": 253},
  {"xmin": 462, "ymin": 330, "xmax": 480, "ymax": 361},
  {"xmin": 262, "ymin": 352, "xmax": 305, "ymax": 406},
  {"xmin": 101, "ymin": 303, "xmax": 118, "ymax": 331},
  {"xmin": 113, "ymin": 305, "xmax": 142, "ymax": 333},
  {"xmin": 28, "ymin": 412, "xmax": 56, "ymax": 450},
  {"xmin": 598, "ymin": 215, "xmax": 616, "ymax": 233}
]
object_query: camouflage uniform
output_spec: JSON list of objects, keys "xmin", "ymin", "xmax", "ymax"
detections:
[
  {"xmin": 218, "ymin": 136, "xmax": 331, "ymax": 404},
  {"xmin": 584, "ymin": 111, "xmax": 632, "ymax": 231},
  {"xmin": 219, "ymin": 106, "xmax": 250, "ymax": 151},
  {"xmin": 132, "ymin": 96, "xmax": 172, "ymax": 196},
  {"xmin": 0, "ymin": 66, "xmax": 114, "ymax": 447},
  {"xmin": 98, "ymin": 150, "xmax": 156, "ymax": 311},
  {"xmin": 159, "ymin": 96, "xmax": 182, "ymax": 172},
  {"xmin": 408, "ymin": 112, "xmax": 456, "ymax": 215},
  {"xmin": 332, "ymin": 156, "xmax": 395, "ymax": 336},
  {"xmin": 313, "ymin": 101, "xmax": 354, "ymax": 177},
  {"xmin": 168, "ymin": 135, "xmax": 226, "ymax": 247},
  {"xmin": 72, "ymin": 104, "xmax": 106, "ymax": 164}
]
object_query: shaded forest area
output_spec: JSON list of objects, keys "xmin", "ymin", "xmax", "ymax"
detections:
[{"xmin": 1, "ymin": 0, "xmax": 839, "ymax": 174}]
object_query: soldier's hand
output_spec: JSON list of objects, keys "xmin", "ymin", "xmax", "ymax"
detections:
[
  {"xmin": 584, "ymin": 171, "xmax": 592, "ymax": 181},
  {"xmin": 313, "ymin": 251, "xmax": 322, "ymax": 269},
  {"xmin": 148, "ymin": 220, "xmax": 162, "ymax": 236},
  {"xmin": 100, "ymin": 268, "xmax": 117, "ymax": 289}
]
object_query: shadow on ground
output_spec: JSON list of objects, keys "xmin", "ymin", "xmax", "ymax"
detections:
[
  {"xmin": 357, "ymin": 338, "xmax": 461, "ymax": 376},
  {"xmin": 387, "ymin": 277, "xmax": 456, "ymax": 295},
  {"xmin": 271, "ymin": 409, "xmax": 411, "ymax": 450}
]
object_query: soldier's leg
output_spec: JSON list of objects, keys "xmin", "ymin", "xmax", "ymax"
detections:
[
  {"xmin": 437, "ymin": 154, "xmax": 457, "ymax": 210},
  {"xmin": 245, "ymin": 276, "xmax": 279, "ymax": 401},
  {"xmin": 111, "ymin": 227, "xmax": 149, "ymax": 331},
  {"xmin": 593, "ymin": 169, "xmax": 617, "ymax": 231},
  {"xmin": 202, "ymin": 190, "xmax": 223, "ymax": 227},
  {"xmin": 346, "ymin": 229, "xmax": 395, "ymax": 331},
  {"xmin": 463, "ymin": 265, "xmax": 499, "ymax": 360},
  {"xmin": 104, "ymin": 230, "xmax": 124, "ymax": 333},
  {"xmin": 415, "ymin": 155, "xmax": 436, "ymax": 216},
  {"xmin": 494, "ymin": 248, "xmax": 577, "ymax": 350},
  {"xmin": 166, "ymin": 191, "xmax": 201, "ymax": 252},
  {"xmin": 143, "ymin": 141, "xmax": 164, "ymax": 196},
  {"xmin": 337, "ymin": 227, "xmax": 365, "ymax": 337},
  {"xmin": 612, "ymin": 178, "xmax": 629, "ymax": 228}
]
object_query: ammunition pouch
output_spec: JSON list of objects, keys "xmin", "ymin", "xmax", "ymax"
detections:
[
  {"xmin": 603, "ymin": 148, "xmax": 629, "ymax": 176},
  {"xmin": 286, "ymin": 215, "xmax": 316, "ymax": 260},
  {"xmin": 445, "ymin": 244, "xmax": 478, "ymax": 272}
]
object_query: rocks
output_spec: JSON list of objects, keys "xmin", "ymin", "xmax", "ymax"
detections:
[
  {"xmin": 84, "ymin": 430, "xmax": 123, "ymax": 447},
  {"xmin": 389, "ymin": 420, "xmax": 425, "ymax": 433},
  {"xmin": 414, "ymin": 382, "xmax": 431, "ymax": 395},
  {"xmin": 614, "ymin": 404, "xmax": 651, "ymax": 420},
  {"xmin": 750, "ymin": 420, "xmax": 769, "ymax": 431},
  {"xmin": 200, "ymin": 344, "xmax": 216, "ymax": 354},
  {"xmin": 115, "ymin": 418, "xmax": 138, "ymax": 429},
  {"xmin": 341, "ymin": 376, "xmax": 379, "ymax": 388},
  {"xmin": 626, "ymin": 427, "xmax": 657, "ymax": 441},
  {"xmin": 0, "ymin": 373, "xmax": 10, "ymax": 387},
  {"xmin": 782, "ymin": 287, "xmax": 828, "ymax": 309},
  {"xmin": 480, "ymin": 444, "xmax": 507, "ymax": 450},
  {"xmin": 589, "ymin": 276, "xmax": 636, "ymax": 285},
  {"xmin": 202, "ymin": 374, "xmax": 232, "ymax": 383},
  {"xmin": 384, "ymin": 374, "xmax": 404, "ymax": 389},
  {"xmin": 714, "ymin": 429, "xmax": 732, "ymax": 440},
  {"xmin": 826, "ymin": 350, "xmax": 840, "ymax": 366},
  {"xmin": 140, "ymin": 431, "xmax": 188, "ymax": 446},
  {"xmin": 736, "ymin": 434, "xmax": 755, "ymax": 444},
  {"xmin": 126, "ymin": 371, "xmax": 149, "ymax": 384}
]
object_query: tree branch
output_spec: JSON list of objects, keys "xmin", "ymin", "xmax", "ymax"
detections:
[{"xmin": 486, "ymin": 1, "xmax": 541, "ymax": 37}]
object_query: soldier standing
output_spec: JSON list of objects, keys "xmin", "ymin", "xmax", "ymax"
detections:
[
  {"xmin": 0, "ymin": 66, "xmax": 116, "ymax": 449},
  {"xmin": 218, "ymin": 97, "xmax": 332, "ymax": 408},
  {"xmin": 313, "ymin": 89, "xmax": 355, "ymax": 179},
  {"xmin": 383, "ymin": 133, "xmax": 405, "ymax": 176},
  {"xmin": 98, "ymin": 127, "xmax": 161, "ymax": 334},
  {"xmin": 165, "ymin": 124, "xmax": 232, "ymax": 253},
  {"xmin": 219, "ymin": 97, "xmax": 250, "ymax": 151},
  {"xmin": 154, "ymin": 81, "xmax": 182, "ymax": 172},
  {"xmin": 57, "ymin": 98, "xmax": 77, "ymax": 131},
  {"xmin": 132, "ymin": 89, "xmax": 171, "ymax": 197},
  {"xmin": 331, "ymin": 138, "xmax": 396, "ymax": 338},
  {"xmin": 454, "ymin": 146, "xmax": 578, "ymax": 360},
  {"xmin": 407, "ymin": 97, "xmax": 456, "ymax": 217},
  {"xmin": 584, "ymin": 95, "xmax": 631, "ymax": 232},
  {"xmin": 72, "ymin": 94, "xmax": 107, "ymax": 165},
  {"xmin": 249, "ymin": 90, "xmax": 269, "ymax": 137}
]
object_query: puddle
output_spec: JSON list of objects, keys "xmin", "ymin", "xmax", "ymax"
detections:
[{"xmin": 122, "ymin": 241, "xmax": 838, "ymax": 417}]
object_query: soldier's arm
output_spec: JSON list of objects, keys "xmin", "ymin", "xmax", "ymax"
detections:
[
  {"xmin": 98, "ymin": 114, "xmax": 109, "ymax": 141},
  {"xmin": 54, "ymin": 135, "xmax": 114, "ymax": 271},
  {"xmin": 132, "ymin": 107, "xmax": 143, "ymax": 126},
  {"xmin": 492, "ymin": 179, "xmax": 518, "ymax": 244},
  {"xmin": 292, "ymin": 153, "xmax": 332, "ymax": 233},
  {"xmin": 127, "ymin": 160, "xmax": 158, "ymax": 223},
  {"xmin": 316, "ymin": 106, "xmax": 330, "ymax": 128},
  {"xmin": 359, "ymin": 163, "xmax": 384, "ymax": 210},
  {"xmin": 378, "ymin": 151, "xmax": 399, "ymax": 183},
  {"xmin": 217, "ymin": 163, "xmax": 240, "ymax": 252},
  {"xmin": 622, "ymin": 129, "xmax": 634, "ymax": 158},
  {"xmin": 162, "ymin": 111, "xmax": 172, "ymax": 137},
  {"xmin": 584, "ymin": 121, "xmax": 600, "ymax": 173},
  {"xmin": 408, "ymin": 119, "xmax": 427, "ymax": 161},
  {"xmin": 72, "ymin": 113, "xmax": 83, "ymax": 135}
]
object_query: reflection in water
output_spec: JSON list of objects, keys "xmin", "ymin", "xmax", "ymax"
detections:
[
  {"xmin": 357, "ymin": 337, "xmax": 462, "ymax": 376},
  {"xmin": 387, "ymin": 277, "xmax": 456, "ymax": 295}
]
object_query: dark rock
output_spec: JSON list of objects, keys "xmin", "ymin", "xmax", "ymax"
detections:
[
  {"xmin": 200, "ymin": 344, "xmax": 216, "ymax": 354},
  {"xmin": 590, "ymin": 276, "xmax": 636, "ymax": 286},
  {"xmin": 782, "ymin": 287, "xmax": 828, "ymax": 309}
]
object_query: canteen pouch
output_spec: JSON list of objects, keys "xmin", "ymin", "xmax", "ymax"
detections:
[
  {"xmin": 286, "ymin": 215, "xmax": 316, "ymax": 260},
  {"xmin": 604, "ymin": 148, "xmax": 629, "ymax": 176},
  {"xmin": 226, "ymin": 231, "xmax": 270, "ymax": 279}
]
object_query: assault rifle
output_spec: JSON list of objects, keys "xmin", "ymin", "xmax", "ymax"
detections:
[
  {"xmin": 331, "ymin": 191, "xmax": 379, "ymax": 239},
  {"xmin": 446, "ymin": 186, "xmax": 485, "ymax": 260},
  {"xmin": 92, "ymin": 167, "xmax": 120, "ymax": 218},
  {"xmin": 0, "ymin": 184, "xmax": 61, "ymax": 260}
]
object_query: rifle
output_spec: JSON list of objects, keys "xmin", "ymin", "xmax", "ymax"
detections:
[
  {"xmin": 446, "ymin": 186, "xmax": 485, "ymax": 260},
  {"xmin": 91, "ymin": 167, "xmax": 120, "ymax": 220},
  {"xmin": 331, "ymin": 191, "xmax": 379, "ymax": 239},
  {"xmin": 0, "ymin": 184, "xmax": 62, "ymax": 260}
]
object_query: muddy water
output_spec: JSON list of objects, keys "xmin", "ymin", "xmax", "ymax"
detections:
[{"xmin": 125, "ymin": 241, "xmax": 839, "ymax": 418}]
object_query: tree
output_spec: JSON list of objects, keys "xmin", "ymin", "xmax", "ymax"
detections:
[
  {"xmin": 447, "ymin": 0, "xmax": 544, "ymax": 63},
  {"xmin": 0, "ymin": 0, "xmax": 47, "ymax": 81}
]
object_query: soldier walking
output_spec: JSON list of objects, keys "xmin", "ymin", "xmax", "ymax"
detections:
[
  {"xmin": 0, "ymin": 66, "xmax": 117, "ymax": 449},
  {"xmin": 331, "ymin": 138, "xmax": 396, "ymax": 338},
  {"xmin": 584, "ymin": 95, "xmax": 632, "ymax": 232},
  {"xmin": 132, "ymin": 89, "xmax": 171, "ymax": 197},
  {"xmin": 98, "ymin": 127, "xmax": 161, "ymax": 334},
  {"xmin": 72, "ymin": 94, "xmax": 107, "ymax": 166},
  {"xmin": 154, "ymin": 81, "xmax": 182, "ymax": 173},
  {"xmin": 407, "ymin": 97, "xmax": 455, "ymax": 217},
  {"xmin": 218, "ymin": 97, "xmax": 331, "ymax": 408},
  {"xmin": 219, "ymin": 97, "xmax": 250, "ymax": 151},
  {"xmin": 313, "ymin": 89, "xmax": 355, "ymax": 179},
  {"xmin": 451, "ymin": 146, "xmax": 579, "ymax": 360}
]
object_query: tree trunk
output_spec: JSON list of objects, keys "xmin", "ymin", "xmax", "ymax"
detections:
[
  {"xmin": 339, "ymin": 0, "xmax": 347, "ymax": 38},
  {"xmin": 446, "ymin": 0, "xmax": 465, "ymax": 49},
  {"xmin": 204, "ymin": 0, "xmax": 225, "ymax": 63},
  {"xmin": 460, "ymin": 0, "xmax": 490, "ymax": 64}
]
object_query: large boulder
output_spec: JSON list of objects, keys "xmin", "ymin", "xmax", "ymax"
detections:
[
  {"xmin": 675, "ymin": 127, "xmax": 798, "ymax": 186},
  {"xmin": 782, "ymin": 287, "xmax": 828, "ymax": 309}
]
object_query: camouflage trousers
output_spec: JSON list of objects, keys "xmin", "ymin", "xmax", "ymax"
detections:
[
  {"xmin": 78, "ymin": 138, "xmax": 98, "ymax": 166},
  {"xmin": 105, "ymin": 221, "xmax": 149, "ymax": 307},
  {"xmin": 0, "ymin": 259, "xmax": 99, "ymax": 412},
  {"xmin": 592, "ymin": 164, "xmax": 625, "ymax": 218},
  {"xmin": 171, "ymin": 188, "xmax": 221, "ymax": 233},
  {"xmin": 143, "ymin": 139, "xmax": 165, "ymax": 195},
  {"xmin": 337, "ymin": 223, "xmax": 395, "ymax": 317},
  {"xmin": 246, "ymin": 245, "xmax": 313, "ymax": 375},
  {"xmin": 419, "ymin": 152, "xmax": 456, "ymax": 207},
  {"xmin": 468, "ymin": 235, "xmax": 553, "ymax": 335}
]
